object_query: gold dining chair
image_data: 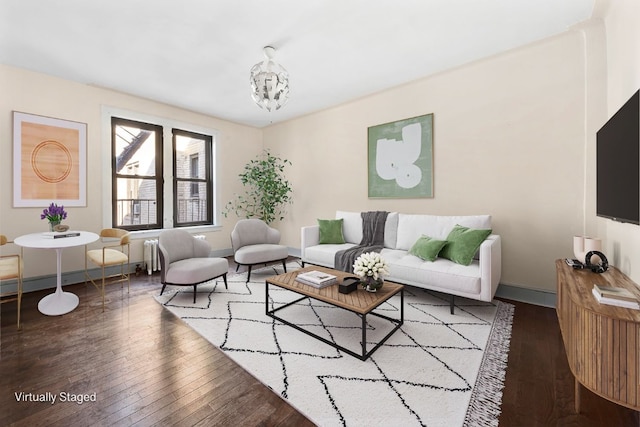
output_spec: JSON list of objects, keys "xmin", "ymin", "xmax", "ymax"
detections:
[
  {"xmin": 85, "ymin": 228, "xmax": 130, "ymax": 311},
  {"xmin": 0, "ymin": 235, "xmax": 23, "ymax": 330}
]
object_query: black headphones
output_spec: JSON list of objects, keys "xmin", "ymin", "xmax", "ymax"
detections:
[{"xmin": 585, "ymin": 250, "xmax": 609, "ymax": 273}]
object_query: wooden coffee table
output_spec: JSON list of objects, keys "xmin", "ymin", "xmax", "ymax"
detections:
[{"xmin": 265, "ymin": 266, "xmax": 404, "ymax": 360}]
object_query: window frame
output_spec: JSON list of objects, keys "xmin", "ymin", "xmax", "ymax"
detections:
[
  {"xmin": 172, "ymin": 128, "xmax": 213, "ymax": 228},
  {"xmin": 111, "ymin": 117, "xmax": 164, "ymax": 231},
  {"xmin": 102, "ymin": 106, "xmax": 221, "ymax": 237}
]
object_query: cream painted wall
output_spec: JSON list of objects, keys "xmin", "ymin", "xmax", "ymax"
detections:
[
  {"xmin": 0, "ymin": 64, "xmax": 262, "ymax": 280},
  {"xmin": 594, "ymin": 0, "xmax": 640, "ymax": 282},
  {"xmin": 265, "ymin": 28, "xmax": 599, "ymax": 292},
  {"xmin": 3, "ymin": 7, "xmax": 630, "ymax": 294}
]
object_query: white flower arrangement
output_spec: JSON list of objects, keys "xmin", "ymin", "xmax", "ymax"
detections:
[{"xmin": 353, "ymin": 251, "xmax": 389, "ymax": 281}]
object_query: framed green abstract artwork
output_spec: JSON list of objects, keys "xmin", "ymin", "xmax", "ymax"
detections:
[{"xmin": 367, "ymin": 113, "xmax": 433, "ymax": 198}]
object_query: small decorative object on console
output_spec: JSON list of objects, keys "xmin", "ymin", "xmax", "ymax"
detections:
[
  {"xmin": 573, "ymin": 236, "xmax": 602, "ymax": 264},
  {"xmin": 593, "ymin": 284, "xmax": 638, "ymax": 303},
  {"xmin": 585, "ymin": 250, "xmax": 608, "ymax": 273},
  {"xmin": 353, "ymin": 251, "xmax": 389, "ymax": 293},
  {"xmin": 591, "ymin": 285, "xmax": 640, "ymax": 310},
  {"xmin": 565, "ymin": 258, "xmax": 583, "ymax": 268}
]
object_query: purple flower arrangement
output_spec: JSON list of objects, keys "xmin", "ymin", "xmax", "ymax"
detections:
[{"xmin": 41, "ymin": 202, "xmax": 68, "ymax": 223}]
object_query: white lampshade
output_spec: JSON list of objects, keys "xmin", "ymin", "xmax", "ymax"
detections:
[{"xmin": 249, "ymin": 46, "xmax": 290, "ymax": 112}]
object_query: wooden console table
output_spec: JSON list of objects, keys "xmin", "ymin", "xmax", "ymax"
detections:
[{"xmin": 556, "ymin": 259, "xmax": 640, "ymax": 413}]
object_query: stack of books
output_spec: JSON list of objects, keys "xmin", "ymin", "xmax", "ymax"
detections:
[
  {"xmin": 592, "ymin": 284, "xmax": 640, "ymax": 309},
  {"xmin": 295, "ymin": 270, "xmax": 338, "ymax": 288}
]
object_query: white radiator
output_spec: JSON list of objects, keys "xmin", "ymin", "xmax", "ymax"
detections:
[
  {"xmin": 143, "ymin": 239, "xmax": 160, "ymax": 275},
  {"xmin": 144, "ymin": 235, "xmax": 205, "ymax": 275}
]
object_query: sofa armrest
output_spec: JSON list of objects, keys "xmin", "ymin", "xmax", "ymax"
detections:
[
  {"xmin": 301, "ymin": 225, "xmax": 320, "ymax": 260},
  {"xmin": 478, "ymin": 234, "xmax": 502, "ymax": 302}
]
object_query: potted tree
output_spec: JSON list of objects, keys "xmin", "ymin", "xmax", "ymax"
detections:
[{"xmin": 223, "ymin": 149, "xmax": 293, "ymax": 224}]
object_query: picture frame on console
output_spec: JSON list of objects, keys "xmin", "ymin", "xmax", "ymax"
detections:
[{"xmin": 367, "ymin": 113, "xmax": 434, "ymax": 198}]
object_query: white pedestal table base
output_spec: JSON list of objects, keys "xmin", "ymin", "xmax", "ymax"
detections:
[
  {"xmin": 15, "ymin": 231, "xmax": 98, "ymax": 316},
  {"xmin": 37, "ymin": 247, "xmax": 79, "ymax": 315}
]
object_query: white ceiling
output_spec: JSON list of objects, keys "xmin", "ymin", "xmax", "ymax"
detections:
[{"xmin": 1, "ymin": 1, "xmax": 595, "ymax": 128}]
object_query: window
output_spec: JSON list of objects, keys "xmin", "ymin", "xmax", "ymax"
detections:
[
  {"xmin": 173, "ymin": 129, "xmax": 213, "ymax": 227},
  {"xmin": 112, "ymin": 118, "xmax": 163, "ymax": 230},
  {"xmin": 109, "ymin": 111, "xmax": 217, "ymax": 232}
]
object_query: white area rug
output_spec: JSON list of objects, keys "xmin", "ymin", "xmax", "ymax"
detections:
[{"xmin": 155, "ymin": 262, "xmax": 514, "ymax": 427}]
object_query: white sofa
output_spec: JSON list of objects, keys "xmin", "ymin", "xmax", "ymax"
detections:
[{"xmin": 301, "ymin": 211, "xmax": 502, "ymax": 312}]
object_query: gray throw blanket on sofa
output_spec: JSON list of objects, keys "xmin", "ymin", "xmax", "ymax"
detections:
[{"xmin": 334, "ymin": 211, "xmax": 389, "ymax": 273}]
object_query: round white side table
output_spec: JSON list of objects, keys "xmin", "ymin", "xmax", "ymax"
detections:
[{"xmin": 15, "ymin": 231, "xmax": 99, "ymax": 316}]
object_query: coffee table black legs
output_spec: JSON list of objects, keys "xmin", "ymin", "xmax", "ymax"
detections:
[
  {"xmin": 359, "ymin": 289, "xmax": 404, "ymax": 360},
  {"xmin": 265, "ymin": 284, "xmax": 404, "ymax": 361}
]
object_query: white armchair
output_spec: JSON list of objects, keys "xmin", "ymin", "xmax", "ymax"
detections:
[
  {"xmin": 159, "ymin": 229, "xmax": 228, "ymax": 303},
  {"xmin": 230, "ymin": 219, "xmax": 288, "ymax": 282}
]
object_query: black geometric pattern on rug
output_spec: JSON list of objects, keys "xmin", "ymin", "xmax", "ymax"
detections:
[{"xmin": 158, "ymin": 262, "xmax": 513, "ymax": 427}]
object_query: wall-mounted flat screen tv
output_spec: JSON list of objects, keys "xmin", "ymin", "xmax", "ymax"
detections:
[{"xmin": 596, "ymin": 90, "xmax": 639, "ymax": 225}]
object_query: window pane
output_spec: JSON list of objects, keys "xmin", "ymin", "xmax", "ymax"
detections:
[
  {"xmin": 175, "ymin": 135, "xmax": 205, "ymax": 179},
  {"xmin": 173, "ymin": 128, "xmax": 212, "ymax": 227},
  {"xmin": 112, "ymin": 117, "xmax": 163, "ymax": 231},
  {"xmin": 175, "ymin": 181, "xmax": 208, "ymax": 223},
  {"xmin": 114, "ymin": 178, "xmax": 157, "ymax": 226},
  {"xmin": 114, "ymin": 125, "xmax": 157, "ymax": 177}
]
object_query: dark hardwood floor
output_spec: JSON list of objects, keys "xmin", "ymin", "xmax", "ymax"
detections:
[
  {"xmin": 498, "ymin": 298, "xmax": 637, "ymax": 426},
  {"xmin": 1, "ymin": 258, "xmax": 637, "ymax": 426}
]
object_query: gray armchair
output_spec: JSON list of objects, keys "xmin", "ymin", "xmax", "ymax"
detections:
[
  {"xmin": 231, "ymin": 219, "xmax": 288, "ymax": 282},
  {"xmin": 158, "ymin": 229, "xmax": 228, "ymax": 303}
]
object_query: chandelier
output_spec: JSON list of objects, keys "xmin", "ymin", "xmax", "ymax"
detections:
[{"xmin": 249, "ymin": 46, "xmax": 290, "ymax": 112}]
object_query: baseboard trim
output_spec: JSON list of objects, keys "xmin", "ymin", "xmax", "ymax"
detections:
[
  {"xmin": 5, "ymin": 248, "xmax": 555, "ymax": 310},
  {"xmin": 288, "ymin": 247, "xmax": 301, "ymax": 258},
  {"xmin": 495, "ymin": 283, "xmax": 556, "ymax": 308},
  {"xmin": 1, "ymin": 247, "xmax": 278, "ymax": 295}
]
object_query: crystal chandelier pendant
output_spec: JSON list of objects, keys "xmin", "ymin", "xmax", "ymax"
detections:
[{"xmin": 250, "ymin": 46, "xmax": 290, "ymax": 112}]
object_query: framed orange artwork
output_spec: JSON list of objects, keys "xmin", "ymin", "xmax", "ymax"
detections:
[{"xmin": 13, "ymin": 112, "xmax": 87, "ymax": 207}]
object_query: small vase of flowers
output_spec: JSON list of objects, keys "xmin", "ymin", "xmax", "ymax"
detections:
[
  {"xmin": 41, "ymin": 202, "xmax": 68, "ymax": 231},
  {"xmin": 353, "ymin": 251, "xmax": 389, "ymax": 292}
]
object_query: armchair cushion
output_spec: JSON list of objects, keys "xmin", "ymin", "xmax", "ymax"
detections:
[
  {"xmin": 164, "ymin": 257, "xmax": 228, "ymax": 285},
  {"xmin": 234, "ymin": 244, "xmax": 288, "ymax": 265},
  {"xmin": 87, "ymin": 248, "xmax": 128, "ymax": 266}
]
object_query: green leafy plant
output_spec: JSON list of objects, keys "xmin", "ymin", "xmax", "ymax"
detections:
[{"xmin": 223, "ymin": 150, "xmax": 293, "ymax": 224}]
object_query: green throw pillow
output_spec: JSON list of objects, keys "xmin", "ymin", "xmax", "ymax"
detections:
[
  {"xmin": 440, "ymin": 224, "xmax": 492, "ymax": 266},
  {"xmin": 318, "ymin": 218, "xmax": 345, "ymax": 244},
  {"xmin": 409, "ymin": 235, "xmax": 447, "ymax": 262}
]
